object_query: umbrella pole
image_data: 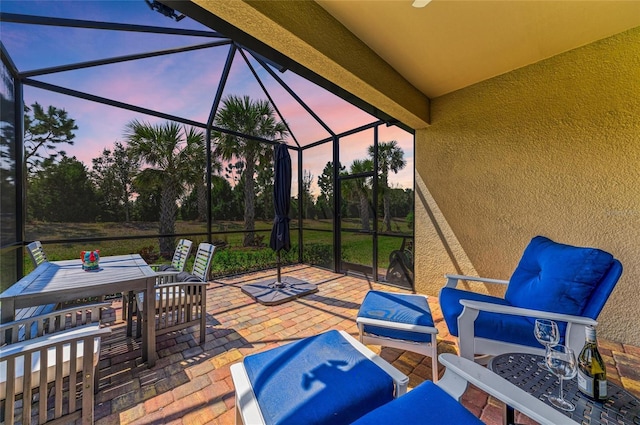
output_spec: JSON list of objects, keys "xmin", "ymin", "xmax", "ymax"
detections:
[{"xmin": 276, "ymin": 251, "xmax": 282, "ymax": 283}]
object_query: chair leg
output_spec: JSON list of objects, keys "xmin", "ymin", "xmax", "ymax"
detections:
[
  {"xmin": 431, "ymin": 333, "xmax": 439, "ymax": 382},
  {"xmin": 136, "ymin": 310, "xmax": 142, "ymax": 339},
  {"xmin": 126, "ymin": 291, "xmax": 134, "ymax": 337}
]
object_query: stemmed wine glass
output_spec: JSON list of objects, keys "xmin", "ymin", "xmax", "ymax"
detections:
[
  {"xmin": 545, "ymin": 344, "xmax": 578, "ymax": 411},
  {"xmin": 534, "ymin": 319, "xmax": 560, "ymax": 368}
]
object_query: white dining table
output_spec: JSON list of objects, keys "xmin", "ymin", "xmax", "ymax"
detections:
[{"xmin": 0, "ymin": 254, "xmax": 159, "ymax": 366}]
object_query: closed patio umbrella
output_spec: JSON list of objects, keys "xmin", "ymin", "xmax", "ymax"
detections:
[
  {"xmin": 270, "ymin": 142, "xmax": 292, "ymax": 284},
  {"xmin": 241, "ymin": 143, "xmax": 317, "ymax": 305}
]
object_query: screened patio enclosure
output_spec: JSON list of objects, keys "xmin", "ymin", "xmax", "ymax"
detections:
[{"xmin": 0, "ymin": 1, "xmax": 415, "ymax": 293}]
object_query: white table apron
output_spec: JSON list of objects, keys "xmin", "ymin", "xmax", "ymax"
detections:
[{"xmin": 0, "ymin": 254, "xmax": 158, "ymax": 366}]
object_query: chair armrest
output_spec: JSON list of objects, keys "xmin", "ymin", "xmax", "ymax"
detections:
[
  {"xmin": 459, "ymin": 300, "xmax": 598, "ymax": 326},
  {"xmin": 338, "ymin": 330, "xmax": 409, "ymax": 396},
  {"xmin": 155, "ymin": 270, "xmax": 181, "ymax": 284},
  {"xmin": 1, "ymin": 324, "xmax": 112, "ymax": 357},
  {"xmin": 457, "ymin": 300, "xmax": 597, "ymax": 358},
  {"xmin": 438, "ymin": 353, "xmax": 578, "ymax": 425},
  {"xmin": 356, "ymin": 317, "xmax": 438, "ymax": 335},
  {"xmin": 444, "ymin": 274, "xmax": 509, "ymax": 288}
]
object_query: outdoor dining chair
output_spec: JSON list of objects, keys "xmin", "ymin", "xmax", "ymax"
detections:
[
  {"xmin": 149, "ymin": 238, "xmax": 192, "ymax": 272},
  {"xmin": 131, "ymin": 242, "xmax": 215, "ymax": 343},
  {"xmin": 439, "ymin": 235, "xmax": 623, "ymax": 360},
  {"xmin": 26, "ymin": 240, "xmax": 48, "ymax": 268},
  {"xmin": 123, "ymin": 239, "xmax": 193, "ymax": 321},
  {"xmin": 0, "ymin": 302, "xmax": 111, "ymax": 425}
]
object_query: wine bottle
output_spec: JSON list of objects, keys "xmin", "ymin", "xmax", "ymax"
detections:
[{"xmin": 577, "ymin": 325, "xmax": 607, "ymax": 401}]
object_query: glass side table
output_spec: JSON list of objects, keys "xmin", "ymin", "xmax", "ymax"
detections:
[{"xmin": 489, "ymin": 353, "xmax": 640, "ymax": 425}]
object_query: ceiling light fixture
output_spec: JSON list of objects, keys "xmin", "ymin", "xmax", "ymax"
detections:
[{"xmin": 412, "ymin": 0, "xmax": 432, "ymax": 7}]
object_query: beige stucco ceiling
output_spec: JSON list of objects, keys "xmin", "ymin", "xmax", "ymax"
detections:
[{"xmin": 316, "ymin": 0, "xmax": 640, "ymax": 98}]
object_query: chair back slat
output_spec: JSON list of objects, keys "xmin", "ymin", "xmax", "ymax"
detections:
[
  {"xmin": 26, "ymin": 241, "xmax": 48, "ymax": 268},
  {"xmin": 191, "ymin": 243, "xmax": 215, "ymax": 282},
  {"xmin": 171, "ymin": 239, "xmax": 193, "ymax": 272}
]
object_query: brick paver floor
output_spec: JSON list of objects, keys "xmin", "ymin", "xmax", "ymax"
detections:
[{"xmin": 92, "ymin": 265, "xmax": 640, "ymax": 424}]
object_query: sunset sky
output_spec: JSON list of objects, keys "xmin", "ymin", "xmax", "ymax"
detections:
[{"xmin": 3, "ymin": 0, "xmax": 414, "ymax": 196}]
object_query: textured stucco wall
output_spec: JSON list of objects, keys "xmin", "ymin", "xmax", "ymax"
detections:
[{"xmin": 415, "ymin": 27, "xmax": 640, "ymax": 345}]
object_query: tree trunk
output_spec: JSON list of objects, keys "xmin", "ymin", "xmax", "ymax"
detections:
[
  {"xmin": 359, "ymin": 191, "xmax": 370, "ymax": 232},
  {"xmin": 383, "ymin": 191, "xmax": 392, "ymax": 232},
  {"xmin": 196, "ymin": 177, "xmax": 207, "ymax": 222},
  {"xmin": 243, "ymin": 156, "xmax": 256, "ymax": 246},
  {"xmin": 159, "ymin": 179, "xmax": 178, "ymax": 256}
]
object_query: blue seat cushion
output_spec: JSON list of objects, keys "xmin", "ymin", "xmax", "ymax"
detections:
[
  {"xmin": 351, "ymin": 380, "xmax": 482, "ymax": 425},
  {"xmin": 243, "ymin": 330, "xmax": 395, "ymax": 425},
  {"xmin": 439, "ymin": 287, "xmax": 567, "ymax": 348},
  {"xmin": 505, "ymin": 236, "xmax": 614, "ymax": 317},
  {"xmin": 357, "ymin": 291, "xmax": 435, "ymax": 343}
]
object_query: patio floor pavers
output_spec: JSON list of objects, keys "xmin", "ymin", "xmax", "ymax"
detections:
[{"xmin": 92, "ymin": 265, "xmax": 640, "ymax": 425}]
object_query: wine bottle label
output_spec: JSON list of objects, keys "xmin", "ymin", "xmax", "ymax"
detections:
[
  {"xmin": 598, "ymin": 379, "xmax": 607, "ymax": 397},
  {"xmin": 578, "ymin": 370, "xmax": 594, "ymax": 397}
]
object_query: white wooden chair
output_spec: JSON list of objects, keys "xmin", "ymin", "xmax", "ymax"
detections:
[
  {"xmin": 26, "ymin": 241, "xmax": 48, "ymax": 268},
  {"xmin": 132, "ymin": 243, "xmax": 215, "ymax": 343},
  {"xmin": 124, "ymin": 239, "xmax": 193, "ymax": 322},
  {"xmin": 149, "ymin": 238, "xmax": 192, "ymax": 272},
  {"xmin": 0, "ymin": 303, "xmax": 111, "ymax": 425}
]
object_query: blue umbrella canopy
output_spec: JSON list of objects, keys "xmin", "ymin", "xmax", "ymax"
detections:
[{"xmin": 270, "ymin": 143, "xmax": 291, "ymax": 253}]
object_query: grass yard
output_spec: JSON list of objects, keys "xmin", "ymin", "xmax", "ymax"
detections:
[{"xmin": 11, "ymin": 218, "xmax": 413, "ymax": 293}]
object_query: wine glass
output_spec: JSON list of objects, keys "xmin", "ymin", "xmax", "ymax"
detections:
[
  {"xmin": 534, "ymin": 319, "xmax": 560, "ymax": 368},
  {"xmin": 545, "ymin": 344, "xmax": 578, "ymax": 411}
]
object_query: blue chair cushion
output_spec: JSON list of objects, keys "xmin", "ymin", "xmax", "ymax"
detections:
[
  {"xmin": 351, "ymin": 380, "xmax": 483, "ymax": 425},
  {"xmin": 357, "ymin": 291, "xmax": 435, "ymax": 343},
  {"xmin": 439, "ymin": 287, "xmax": 568, "ymax": 347},
  {"xmin": 505, "ymin": 236, "xmax": 614, "ymax": 317},
  {"xmin": 157, "ymin": 264, "xmax": 178, "ymax": 272},
  {"xmin": 243, "ymin": 330, "xmax": 395, "ymax": 425}
]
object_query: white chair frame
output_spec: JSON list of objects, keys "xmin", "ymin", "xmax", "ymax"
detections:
[
  {"xmin": 0, "ymin": 303, "xmax": 111, "ymax": 425},
  {"xmin": 231, "ymin": 330, "xmax": 409, "ymax": 425},
  {"xmin": 443, "ymin": 274, "xmax": 598, "ymax": 361},
  {"xmin": 26, "ymin": 241, "xmax": 48, "ymax": 268},
  {"xmin": 232, "ymin": 348, "xmax": 577, "ymax": 425},
  {"xmin": 356, "ymin": 293, "xmax": 439, "ymax": 382}
]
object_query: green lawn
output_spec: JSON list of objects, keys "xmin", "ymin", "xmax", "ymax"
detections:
[{"xmin": 16, "ymin": 218, "xmax": 412, "ymax": 291}]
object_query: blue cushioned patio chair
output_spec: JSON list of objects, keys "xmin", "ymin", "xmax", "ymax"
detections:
[
  {"xmin": 232, "ymin": 342, "xmax": 576, "ymax": 425},
  {"xmin": 439, "ymin": 236, "xmax": 622, "ymax": 360},
  {"xmin": 352, "ymin": 353, "xmax": 577, "ymax": 425}
]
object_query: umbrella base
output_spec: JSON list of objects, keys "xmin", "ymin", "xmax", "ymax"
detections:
[{"xmin": 241, "ymin": 276, "xmax": 318, "ymax": 306}]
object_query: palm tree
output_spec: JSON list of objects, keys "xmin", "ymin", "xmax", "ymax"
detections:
[
  {"xmin": 368, "ymin": 140, "xmax": 406, "ymax": 232},
  {"xmin": 124, "ymin": 120, "xmax": 205, "ymax": 255},
  {"xmin": 212, "ymin": 95, "xmax": 288, "ymax": 246}
]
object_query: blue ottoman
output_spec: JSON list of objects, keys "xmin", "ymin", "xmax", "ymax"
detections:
[
  {"xmin": 230, "ymin": 330, "xmax": 408, "ymax": 425},
  {"xmin": 357, "ymin": 290, "xmax": 439, "ymax": 381}
]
